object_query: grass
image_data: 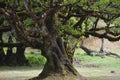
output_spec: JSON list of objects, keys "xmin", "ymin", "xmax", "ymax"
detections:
[
  {"xmin": 88, "ymin": 77, "xmax": 104, "ymax": 80},
  {"xmin": 74, "ymin": 48, "xmax": 120, "ymax": 68},
  {"xmin": 74, "ymin": 48, "xmax": 120, "ymax": 80},
  {"xmin": 0, "ymin": 48, "xmax": 120, "ymax": 80}
]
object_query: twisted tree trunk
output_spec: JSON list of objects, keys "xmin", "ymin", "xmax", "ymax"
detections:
[
  {"xmin": 8, "ymin": 1, "xmax": 87, "ymax": 79},
  {"xmin": 31, "ymin": 36, "xmax": 85, "ymax": 80}
]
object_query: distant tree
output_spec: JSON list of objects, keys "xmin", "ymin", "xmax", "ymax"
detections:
[
  {"xmin": 0, "ymin": 0, "xmax": 120, "ymax": 80},
  {"xmin": 0, "ymin": 33, "xmax": 5, "ymax": 65}
]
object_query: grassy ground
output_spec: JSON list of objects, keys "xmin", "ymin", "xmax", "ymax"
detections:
[
  {"xmin": 74, "ymin": 48, "xmax": 120, "ymax": 68},
  {"xmin": 74, "ymin": 48, "xmax": 120, "ymax": 80},
  {"xmin": 0, "ymin": 39, "xmax": 120, "ymax": 80},
  {"xmin": 0, "ymin": 48, "xmax": 120, "ymax": 80}
]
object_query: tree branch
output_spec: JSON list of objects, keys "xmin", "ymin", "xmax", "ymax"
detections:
[{"xmin": 86, "ymin": 31, "xmax": 120, "ymax": 41}]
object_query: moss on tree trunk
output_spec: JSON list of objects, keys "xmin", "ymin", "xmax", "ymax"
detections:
[{"xmin": 30, "ymin": 36, "xmax": 86, "ymax": 80}]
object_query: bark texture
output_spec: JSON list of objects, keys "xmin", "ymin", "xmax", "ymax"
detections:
[{"xmin": 30, "ymin": 36, "xmax": 86, "ymax": 80}]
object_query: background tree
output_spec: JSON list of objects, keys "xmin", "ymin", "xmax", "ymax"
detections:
[
  {"xmin": 0, "ymin": 33, "xmax": 5, "ymax": 65},
  {"xmin": 0, "ymin": 0, "xmax": 120, "ymax": 80},
  {"xmin": 0, "ymin": 10, "xmax": 29, "ymax": 66}
]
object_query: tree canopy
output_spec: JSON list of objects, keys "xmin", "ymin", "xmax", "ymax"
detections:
[{"xmin": 0, "ymin": 0, "xmax": 120, "ymax": 42}]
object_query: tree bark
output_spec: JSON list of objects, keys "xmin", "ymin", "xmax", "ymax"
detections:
[
  {"xmin": 99, "ymin": 38, "xmax": 104, "ymax": 53},
  {"xmin": 65, "ymin": 37, "xmax": 77, "ymax": 64},
  {"xmin": 13, "ymin": 1, "xmax": 87, "ymax": 79},
  {"xmin": 31, "ymin": 36, "xmax": 85, "ymax": 80},
  {"xmin": 0, "ymin": 27, "xmax": 11, "ymax": 32},
  {"xmin": 80, "ymin": 40, "xmax": 93, "ymax": 56},
  {"xmin": 16, "ymin": 46, "xmax": 29, "ymax": 66},
  {"xmin": 0, "ymin": 43, "xmax": 23, "ymax": 47},
  {"xmin": 0, "ymin": 47, "xmax": 5, "ymax": 65},
  {"xmin": 5, "ymin": 47, "xmax": 17, "ymax": 66},
  {"xmin": 0, "ymin": 33, "xmax": 5, "ymax": 65}
]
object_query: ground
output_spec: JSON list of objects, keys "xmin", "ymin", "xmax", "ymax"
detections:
[
  {"xmin": 0, "ymin": 66, "xmax": 120, "ymax": 80},
  {"xmin": 0, "ymin": 69, "xmax": 40, "ymax": 80},
  {"xmin": 83, "ymin": 37, "xmax": 120, "ymax": 54},
  {"xmin": 0, "ymin": 38, "xmax": 120, "ymax": 80}
]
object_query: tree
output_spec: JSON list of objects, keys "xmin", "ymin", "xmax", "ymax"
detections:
[
  {"xmin": 0, "ymin": 33, "xmax": 5, "ymax": 65},
  {"xmin": 0, "ymin": 28, "xmax": 29, "ymax": 66},
  {"xmin": 0, "ymin": 0, "xmax": 120, "ymax": 80}
]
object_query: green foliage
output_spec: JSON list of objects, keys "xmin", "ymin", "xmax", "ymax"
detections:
[
  {"xmin": 1, "ymin": 0, "xmax": 119, "ymax": 39},
  {"xmin": 111, "ymin": 18, "xmax": 120, "ymax": 26},
  {"xmin": 110, "ymin": 0, "xmax": 120, "ymax": 5},
  {"xmin": 23, "ymin": 18, "xmax": 34, "ymax": 29},
  {"xmin": 57, "ymin": 17, "xmax": 82, "ymax": 36},
  {"xmin": 0, "ymin": 0, "xmax": 4, "ymax": 2},
  {"xmin": 109, "ymin": 18, "xmax": 120, "ymax": 33},
  {"xmin": 110, "ymin": 27, "xmax": 120, "ymax": 33},
  {"xmin": 0, "ymin": 0, "xmax": 120, "ymax": 69},
  {"xmin": 64, "ymin": 0, "xmax": 80, "ymax": 4},
  {"xmin": 34, "ymin": 7, "xmax": 43, "ymax": 13},
  {"xmin": 74, "ymin": 48, "xmax": 120, "ymax": 68},
  {"xmin": 25, "ymin": 53, "xmax": 46, "ymax": 66}
]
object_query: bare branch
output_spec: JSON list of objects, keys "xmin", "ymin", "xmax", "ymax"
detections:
[
  {"xmin": 23, "ymin": 0, "xmax": 39, "ymax": 22},
  {"xmin": 86, "ymin": 31, "xmax": 120, "ymax": 41},
  {"xmin": 73, "ymin": 16, "xmax": 86, "ymax": 29}
]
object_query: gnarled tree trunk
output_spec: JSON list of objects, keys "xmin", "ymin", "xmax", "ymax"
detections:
[
  {"xmin": 31, "ymin": 36, "xmax": 85, "ymax": 80},
  {"xmin": 9, "ymin": 1, "xmax": 87, "ymax": 79}
]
